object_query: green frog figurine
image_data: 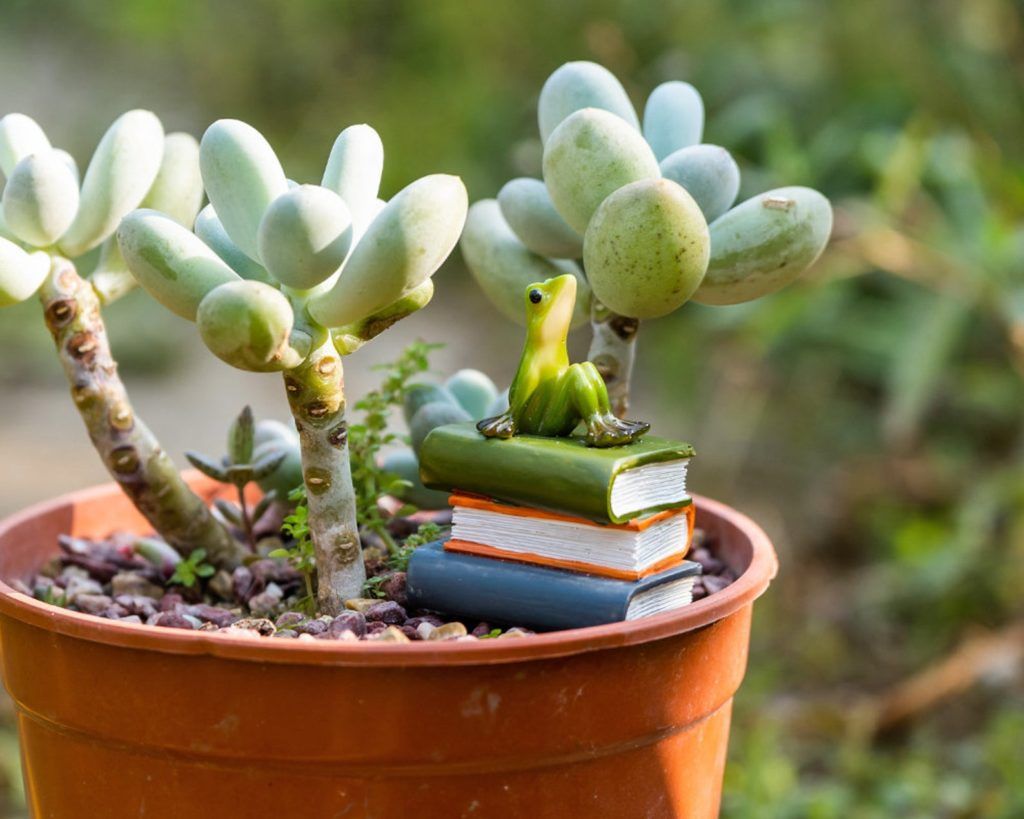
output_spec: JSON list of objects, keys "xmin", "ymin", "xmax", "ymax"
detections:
[{"xmin": 477, "ymin": 274, "xmax": 650, "ymax": 447}]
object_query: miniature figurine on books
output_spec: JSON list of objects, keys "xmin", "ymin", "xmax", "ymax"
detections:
[{"xmin": 477, "ymin": 273, "xmax": 649, "ymax": 447}]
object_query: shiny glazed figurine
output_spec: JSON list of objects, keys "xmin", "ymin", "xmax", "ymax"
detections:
[{"xmin": 477, "ymin": 274, "xmax": 649, "ymax": 447}]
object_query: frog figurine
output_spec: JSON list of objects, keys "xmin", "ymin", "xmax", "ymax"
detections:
[{"xmin": 477, "ymin": 274, "xmax": 650, "ymax": 447}]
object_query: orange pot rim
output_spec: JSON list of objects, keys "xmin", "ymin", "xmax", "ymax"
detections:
[{"xmin": 0, "ymin": 481, "xmax": 777, "ymax": 668}]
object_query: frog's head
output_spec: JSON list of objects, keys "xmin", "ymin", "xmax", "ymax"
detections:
[{"xmin": 524, "ymin": 274, "xmax": 577, "ymax": 345}]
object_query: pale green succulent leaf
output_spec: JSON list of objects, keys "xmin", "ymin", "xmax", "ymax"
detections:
[
  {"xmin": 693, "ymin": 186, "xmax": 833, "ymax": 306},
  {"xmin": 643, "ymin": 81, "xmax": 705, "ymax": 162},
  {"xmin": 196, "ymin": 279, "xmax": 307, "ymax": 372},
  {"xmin": 538, "ymin": 61, "xmax": 639, "ymax": 143},
  {"xmin": 659, "ymin": 144, "xmax": 740, "ymax": 223},
  {"xmin": 459, "ymin": 199, "xmax": 590, "ymax": 328},
  {"xmin": 117, "ymin": 208, "xmax": 241, "ymax": 320},
  {"xmin": 59, "ymin": 110, "xmax": 165, "ymax": 257},
  {"xmin": 321, "ymin": 124, "xmax": 384, "ymax": 235},
  {"xmin": 308, "ymin": 173, "xmax": 467, "ymax": 328},
  {"xmin": 444, "ymin": 369, "xmax": 498, "ymax": 419},
  {"xmin": 497, "ymin": 177, "xmax": 582, "ymax": 259},
  {"xmin": 0, "ymin": 113, "xmax": 51, "ymax": 178},
  {"xmin": 194, "ymin": 204, "xmax": 272, "ymax": 283},
  {"xmin": 253, "ymin": 419, "xmax": 303, "ymax": 497},
  {"xmin": 583, "ymin": 178, "xmax": 710, "ymax": 319},
  {"xmin": 52, "ymin": 149, "xmax": 79, "ymax": 186},
  {"xmin": 257, "ymin": 185, "xmax": 352, "ymax": 289},
  {"xmin": 89, "ymin": 236, "xmax": 137, "ymax": 305},
  {"xmin": 331, "ymin": 279, "xmax": 434, "ymax": 356},
  {"xmin": 141, "ymin": 132, "xmax": 204, "ymax": 227},
  {"xmin": 199, "ymin": 119, "xmax": 288, "ymax": 263},
  {"xmin": 0, "ymin": 237, "xmax": 50, "ymax": 307},
  {"xmin": 542, "ymin": 108, "xmax": 660, "ymax": 234},
  {"xmin": 2, "ymin": 151, "xmax": 79, "ymax": 247}
]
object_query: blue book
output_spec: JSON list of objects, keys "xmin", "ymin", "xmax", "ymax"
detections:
[{"xmin": 406, "ymin": 541, "xmax": 702, "ymax": 632}]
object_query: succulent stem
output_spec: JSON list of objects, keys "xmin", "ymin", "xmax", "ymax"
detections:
[
  {"xmin": 283, "ymin": 338, "xmax": 363, "ymax": 613},
  {"xmin": 587, "ymin": 299, "xmax": 639, "ymax": 417},
  {"xmin": 38, "ymin": 256, "xmax": 243, "ymax": 565}
]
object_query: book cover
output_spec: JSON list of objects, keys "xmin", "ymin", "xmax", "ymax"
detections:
[
  {"xmin": 406, "ymin": 540, "xmax": 702, "ymax": 632},
  {"xmin": 446, "ymin": 493, "xmax": 696, "ymax": 580},
  {"xmin": 418, "ymin": 422, "xmax": 694, "ymax": 524}
]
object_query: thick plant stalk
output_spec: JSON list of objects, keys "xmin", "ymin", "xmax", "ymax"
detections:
[
  {"xmin": 283, "ymin": 338, "xmax": 363, "ymax": 613},
  {"xmin": 38, "ymin": 257, "xmax": 242, "ymax": 565},
  {"xmin": 587, "ymin": 299, "xmax": 639, "ymax": 417}
]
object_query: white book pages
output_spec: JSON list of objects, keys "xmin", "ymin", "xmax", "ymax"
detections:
[
  {"xmin": 609, "ymin": 459, "xmax": 690, "ymax": 519},
  {"xmin": 625, "ymin": 577, "xmax": 696, "ymax": 620}
]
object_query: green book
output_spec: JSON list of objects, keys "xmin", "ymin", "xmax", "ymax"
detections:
[{"xmin": 418, "ymin": 422, "xmax": 694, "ymax": 524}]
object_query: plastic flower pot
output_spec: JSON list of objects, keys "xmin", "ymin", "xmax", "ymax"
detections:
[{"xmin": 0, "ymin": 475, "xmax": 777, "ymax": 818}]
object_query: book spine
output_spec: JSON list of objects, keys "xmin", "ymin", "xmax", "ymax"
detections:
[
  {"xmin": 419, "ymin": 431, "xmax": 616, "ymax": 522},
  {"xmin": 406, "ymin": 544, "xmax": 630, "ymax": 631}
]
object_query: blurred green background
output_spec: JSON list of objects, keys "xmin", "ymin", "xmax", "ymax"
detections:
[{"xmin": 1, "ymin": 0, "xmax": 1022, "ymax": 815}]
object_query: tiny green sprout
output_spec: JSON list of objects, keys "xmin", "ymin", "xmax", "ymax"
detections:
[
  {"xmin": 272, "ymin": 485, "xmax": 317, "ymax": 613},
  {"xmin": 185, "ymin": 405, "xmax": 293, "ymax": 552},
  {"xmin": 479, "ymin": 628, "xmax": 504, "ymax": 640},
  {"xmin": 461, "ymin": 61, "xmax": 833, "ymax": 415},
  {"xmin": 168, "ymin": 549, "xmax": 216, "ymax": 589}
]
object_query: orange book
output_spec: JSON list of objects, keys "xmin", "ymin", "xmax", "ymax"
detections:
[{"xmin": 444, "ymin": 493, "xmax": 695, "ymax": 580}]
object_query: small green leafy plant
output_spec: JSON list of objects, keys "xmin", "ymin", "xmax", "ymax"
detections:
[
  {"xmin": 272, "ymin": 485, "xmax": 317, "ymax": 613},
  {"xmin": 185, "ymin": 406, "xmax": 299, "ymax": 551},
  {"xmin": 348, "ymin": 340, "xmax": 441, "ymax": 556},
  {"xmin": 168, "ymin": 548, "xmax": 216, "ymax": 589}
]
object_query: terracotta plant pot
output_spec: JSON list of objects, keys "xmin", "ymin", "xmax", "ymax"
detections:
[{"xmin": 0, "ymin": 475, "xmax": 777, "ymax": 818}]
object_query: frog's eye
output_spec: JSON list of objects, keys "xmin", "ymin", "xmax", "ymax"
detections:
[{"xmin": 529, "ymin": 289, "xmax": 543, "ymax": 304}]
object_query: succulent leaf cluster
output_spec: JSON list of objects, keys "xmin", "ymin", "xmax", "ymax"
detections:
[
  {"xmin": 462, "ymin": 61, "xmax": 833, "ymax": 324},
  {"xmin": 117, "ymin": 119, "xmax": 468, "ymax": 373},
  {"xmin": 0, "ymin": 111, "xmax": 203, "ymax": 307}
]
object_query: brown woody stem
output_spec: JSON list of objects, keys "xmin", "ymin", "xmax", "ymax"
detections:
[
  {"xmin": 283, "ymin": 338, "xmax": 363, "ymax": 614},
  {"xmin": 39, "ymin": 257, "xmax": 242, "ymax": 565},
  {"xmin": 587, "ymin": 300, "xmax": 639, "ymax": 417}
]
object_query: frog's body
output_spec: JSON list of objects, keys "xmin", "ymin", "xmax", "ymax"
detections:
[{"xmin": 477, "ymin": 275, "xmax": 649, "ymax": 447}]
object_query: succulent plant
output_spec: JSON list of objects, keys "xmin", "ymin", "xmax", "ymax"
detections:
[
  {"xmin": 0, "ymin": 111, "xmax": 240, "ymax": 564},
  {"xmin": 382, "ymin": 368, "xmax": 500, "ymax": 509},
  {"xmin": 461, "ymin": 61, "xmax": 834, "ymax": 414},
  {"xmin": 118, "ymin": 119, "xmax": 468, "ymax": 610}
]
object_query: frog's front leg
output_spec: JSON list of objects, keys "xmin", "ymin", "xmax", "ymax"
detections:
[
  {"xmin": 564, "ymin": 362, "xmax": 650, "ymax": 447},
  {"xmin": 476, "ymin": 411, "xmax": 518, "ymax": 439}
]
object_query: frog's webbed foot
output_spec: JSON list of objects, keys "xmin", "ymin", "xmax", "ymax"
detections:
[
  {"xmin": 584, "ymin": 414, "xmax": 650, "ymax": 447},
  {"xmin": 477, "ymin": 413, "xmax": 517, "ymax": 440}
]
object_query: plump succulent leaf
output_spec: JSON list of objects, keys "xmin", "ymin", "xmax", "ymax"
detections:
[
  {"xmin": 643, "ymin": 81, "xmax": 705, "ymax": 161},
  {"xmin": 444, "ymin": 369, "xmax": 498, "ymax": 419},
  {"xmin": 52, "ymin": 149, "xmax": 79, "ymax": 186},
  {"xmin": 460, "ymin": 199, "xmax": 590, "ymax": 328},
  {"xmin": 89, "ymin": 236, "xmax": 137, "ymax": 305},
  {"xmin": 0, "ymin": 113, "xmax": 51, "ymax": 177},
  {"xmin": 583, "ymin": 178, "xmax": 710, "ymax": 319},
  {"xmin": 410, "ymin": 400, "xmax": 472, "ymax": 455},
  {"xmin": 538, "ymin": 61, "xmax": 639, "ymax": 143},
  {"xmin": 693, "ymin": 186, "xmax": 833, "ymax": 306},
  {"xmin": 659, "ymin": 144, "xmax": 740, "ymax": 223},
  {"xmin": 321, "ymin": 124, "xmax": 384, "ymax": 235},
  {"xmin": 402, "ymin": 382, "xmax": 457, "ymax": 423},
  {"xmin": 308, "ymin": 174, "xmax": 467, "ymax": 328},
  {"xmin": 497, "ymin": 177, "xmax": 582, "ymax": 259},
  {"xmin": 331, "ymin": 279, "xmax": 434, "ymax": 356},
  {"xmin": 59, "ymin": 110, "xmax": 165, "ymax": 257},
  {"xmin": 140, "ymin": 133, "xmax": 204, "ymax": 227},
  {"xmin": 184, "ymin": 451, "xmax": 229, "ymax": 482},
  {"xmin": 199, "ymin": 119, "xmax": 288, "ymax": 263},
  {"xmin": 196, "ymin": 280, "xmax": 308, "ymax": 372},
  {"xmin": 117, "ymin": 209, "xmax": 241, "ymax": 320},
  {"xmin": 542, "ymin": 108, "xmax": 660, "ymax": 234},
  {"xmin": 257, "ymin": 185, "xmax": 352, "ymax": 290},
  {"xmin": 1, "ymin": 151, "xmax": 79, "ymax": 246},
  {"xmin": 194, "ymin": 204, "xmax": 273, "ymax": 283},
  {"xmin": 0, "ymin": 237, "xmax": 50, "ymax": 307}
]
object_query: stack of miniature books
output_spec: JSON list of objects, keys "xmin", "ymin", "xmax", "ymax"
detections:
[{"xmin": 406, "ymin": 423, "xmax": 702, "ymax": 631}]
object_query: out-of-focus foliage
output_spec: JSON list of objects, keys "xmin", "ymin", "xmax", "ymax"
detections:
[{"xmin": 0, "ymin": 0, "xmax": 1022, "ymax": 815}]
